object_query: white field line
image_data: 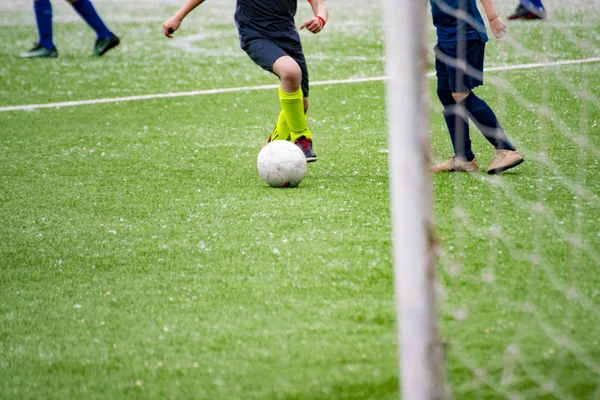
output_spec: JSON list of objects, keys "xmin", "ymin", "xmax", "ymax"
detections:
[{"xmin": 1, "ymin": 57, "xmax": 599, "ymax": 113}]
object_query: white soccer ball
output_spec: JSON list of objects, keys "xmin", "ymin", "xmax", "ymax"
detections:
[{"xmin": 257, "ymin": 140, "xmax": 307, "ymax": 188}]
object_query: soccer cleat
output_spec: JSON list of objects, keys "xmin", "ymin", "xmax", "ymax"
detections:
[
  {"xmin": 20, "ymin": 43, "xmax": 58, "ymax": 58},
  {"xmin": 91, "ymin": 34, "xmax": 120, "ymax": 56},
  {"xmin": 487, "ymin": 149, "xmax": 524, "ymax": 174},
  {"xmin": 508, "ymin": 4, "xmax": 546, "ymax": 20},
  {"xmin": 294, "ymin": 136, "xmax": 317, "ymax": 163},
  {"xmin": 431, "ymin": 156, "xmax": 479, "ymax": 173}
]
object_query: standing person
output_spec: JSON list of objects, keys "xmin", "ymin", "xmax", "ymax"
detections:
[
  {"xmin": 508, "ymin": 0, "xmax": 547, "ymax": 20},
  {"xmin": 163, "ymin": 0, "xmax": 328, "ymax": 162},
  {"xmin": 430, "ymin": 0, "xmax": 524, "ymax": 174},
  {"xmin": 20, "ymin": 0, "xmax": 120, "ymax": 58}
]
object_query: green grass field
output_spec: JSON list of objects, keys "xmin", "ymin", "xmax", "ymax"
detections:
[{"xmin": 1, "ymin": 0, "xmax": 599, "ymax": 398}]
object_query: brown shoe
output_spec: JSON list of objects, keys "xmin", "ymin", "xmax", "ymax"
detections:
[
  {"xmin": 487, "ymin": 149, "xmax": 524, "ymax": 174},
  {"xmin": 431, "ymin": 156, "xmax": 479, "ymax": 172}
]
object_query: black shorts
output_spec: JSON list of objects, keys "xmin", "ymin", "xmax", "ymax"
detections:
[
  {"xmin": 242, "ymin": 38, "xmax": 310, "ymax": 97},
  {"xmin": 435, "ymin": 39, "xmax": 485, "ymax": 93}
]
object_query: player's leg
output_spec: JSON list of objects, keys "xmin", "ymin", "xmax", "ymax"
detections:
[
  {"xmin": 282, "ymin": 48, "xmax": 316, "ymax": 162},
  {"xmin": 509, "ymin": 0, "xmax": 546, "ymax": 20},
  {"xmin": 273, "ymin": 56, "xmax": 316, "ymax": 161},
  {"xmin": 243, "ymin": 39, "xmax": 292, "ymax": 142},
  {"xmin": 270, "ymin": 111, "xmax": 291, "ymax": 142},
  {"xmin": 242, "ymin": 39, "xmax": 315, "ymax": 161},
  {"xmin": 20, "ymin": 0, "xmax": 58, "ymax": 58},
  {"xmin": 431, "ymin": 44, "xmax": 478, "ymax": 172},
  {"xmin": 269, "ymin": 97, "xmax": 308, "ymax": 143},
  {"xmin": 64, "ymin": 0, "xmax": 119, "ymax": 55},
  {"xmin": 523, "ymin": 0, "xmax": 546, "ymax": 18},
  {"xmin": 463, "ymin": 40, "xmax": 523, "ymax": 174}
]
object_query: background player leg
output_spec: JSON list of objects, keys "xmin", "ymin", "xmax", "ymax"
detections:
[
  {"xmin": 462, "ymin": 92, "xmax": 524, "ymax": 174},
  {"xmin": 431, "ymin": 90, "xmax": 479, "ymax": 172},
  {"xmin": 509, "ymin": 0, "xmax": 547, "ymax": 20},
  {"xmin": 20, "ymin": 0, "xmax": 57, "ymax": 58},
  {"xmin": 65, "ymin": 0, "xmax": 120, "ymax": 56}
]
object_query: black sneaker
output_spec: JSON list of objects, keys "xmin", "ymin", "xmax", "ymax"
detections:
[
  {"xmin": 20, "ymin": 43, "xmax": 58, "ymax": 58},
  {"xmin": 91, "ymin": 34, "xmax": 120, "ymax": 56},
  {"xmin": 508, "ymin": 3, "xmax": 546, "ymax": 20},
  {"xmin": 294, "ymin": 136, "xmax": 317, "ymax": 163}
]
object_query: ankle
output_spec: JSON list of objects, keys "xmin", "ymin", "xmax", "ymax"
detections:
[{"xmin": 455, "ymin": 154, "xmax": 475, "ymax": 162}]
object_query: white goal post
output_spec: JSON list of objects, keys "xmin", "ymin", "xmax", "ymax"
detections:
[{"xmin": 381, "ymin": 0, "xmax": 447, "ymax": 399}]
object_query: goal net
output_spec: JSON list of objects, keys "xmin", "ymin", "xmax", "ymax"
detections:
[{"xmin": 384, "ymin": 0, "xmax": 600, "ymax": 398}]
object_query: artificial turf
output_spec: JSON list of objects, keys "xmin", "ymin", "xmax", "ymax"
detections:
[{"xmin": 1, "ymin": 0, "xmax": 599, "ymax": 398}]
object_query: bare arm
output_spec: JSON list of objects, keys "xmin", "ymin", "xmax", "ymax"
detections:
[
  {"xmin": 309, "ymin": 0, "xmax": 328, "ymax": 23},
  {"xmin": 479, "ymin": 0, "xmax": 507, "ymax": 39},
  {"xmin": 163, "ymin": 0, "xmax": 206, "ymax": 38},
  {"xmin": 300, "ymin": 0, "xmax": 328, "ymax": 34},
  {"xmin": 479, "ymin": 0, "xmax": 499, "ymax": 20}
]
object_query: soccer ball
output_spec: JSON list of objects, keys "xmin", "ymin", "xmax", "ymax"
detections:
[{"xmin": 257, "ymin": 140, "xmax": 307, "ymax": 188}]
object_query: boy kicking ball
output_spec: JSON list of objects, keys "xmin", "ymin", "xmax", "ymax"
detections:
[
  {"xmin": 163, "ymin": 0, "xmax": 328, "ymax": 163},
  {"xmin": 430, "ymin": 0, "xmax": 524, "ymax": 174}
]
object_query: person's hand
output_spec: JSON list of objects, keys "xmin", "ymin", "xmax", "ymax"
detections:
[
  {"xmin": 489, "ymin": 16, "xmax": 507, "ymax": 39},
  {"xmin": 163, "ymin": 17, "xmax": 182, "ymax": 38},
  {"xmin": 300, "ymin": 16, "xmax": 325, "ymax": 34}
]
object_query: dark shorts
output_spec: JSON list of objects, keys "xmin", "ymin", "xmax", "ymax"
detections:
[
  {"xmin": 242, "ymin": 38, "xmax": 310, "ymax": 97},
  {"xmin": 435, "ymin": 39, "xmax": 485, "ymax": 93}
]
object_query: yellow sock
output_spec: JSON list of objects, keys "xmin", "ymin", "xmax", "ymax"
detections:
[
  {"xmin": 303, "ymin": 111, "xmax": 312, "ymax": 140},
  {"xmin": 270, "ymin": 110, "xmax": 290, "ymax": 141},
  {"xmin": 279, "ymin": 86, "xmax": 311, "ymax": 142}
]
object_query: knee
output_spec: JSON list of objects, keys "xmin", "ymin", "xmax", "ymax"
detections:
[
  {"xmin": 280, "ymin": 64, "xmax": 301, "ymax": 88},
  {"xmin": 452, "ymin": 92, "xmax": 470, "ymax": 103},
  {"xmin": 274, "ymin": 57, "xmax": 302, "ymax": 89}
]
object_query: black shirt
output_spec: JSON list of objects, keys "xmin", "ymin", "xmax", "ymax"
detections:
[{"xmin": 235, "ymin": 0, "xmax": 302, "ymax": 46}]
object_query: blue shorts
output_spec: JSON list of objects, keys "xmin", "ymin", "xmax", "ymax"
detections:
[
  {"xmin": 435, "ymin": 39, "xmax": 485, "ymax": 93},
  {"xmin": 242, "ymin": 38, "xmax": 310, "ymax": 97}
]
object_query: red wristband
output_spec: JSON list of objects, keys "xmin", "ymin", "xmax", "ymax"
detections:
[
  {"xmin": 488, "ymin": 16, "xmax": 499, "ymax": 22},
  {"xmin": 317, "ymin": 16, "xmax": 326, "ymax": 28}
]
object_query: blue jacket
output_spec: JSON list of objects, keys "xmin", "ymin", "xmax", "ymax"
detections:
[{"xmin": 430, "ymin": 0, "xmax": 488, "ymax": 43}]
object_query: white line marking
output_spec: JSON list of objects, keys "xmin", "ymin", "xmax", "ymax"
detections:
[
  {"xmin": 1, "ymin": 57, "xmax": 599, "ymax": 113},
  {"xmin": 484, "ymin": 57, "xmax": 600, "ymax": 72}
]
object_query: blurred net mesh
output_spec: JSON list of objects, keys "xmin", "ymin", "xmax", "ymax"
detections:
[{"xmin": 427, "ymin": 0, "xmax": 600, "ymax": 397}]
